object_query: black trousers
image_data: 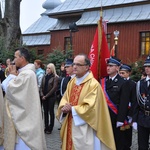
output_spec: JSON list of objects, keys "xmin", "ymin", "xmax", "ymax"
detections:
[
  {"xmin": 40, "ymin": 96, "xmax": 43, "ymax": 115},
  {"xmin": 138, "ymin": 125, "xmax": 150, "ymax": 150},
  {"xmin": 43, "ymin": 96, "xmax": 56, "ymax": 131},
  {"xmin": 124, "ymin": 127, "xmax": 132, "ymax": 150},
  {"xmin": 112, "ymin": 124, "xmax": 130, "ymax": 150}
]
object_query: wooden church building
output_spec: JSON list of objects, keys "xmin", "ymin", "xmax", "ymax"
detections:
[{"xmin": 22, "ymin": 0, "xmax": 150, "ymax": 64}]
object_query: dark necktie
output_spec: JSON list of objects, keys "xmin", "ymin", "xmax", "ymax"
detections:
[{"xmin": 108, "ymin": 78, "xmax": 112, "ymax": 84}]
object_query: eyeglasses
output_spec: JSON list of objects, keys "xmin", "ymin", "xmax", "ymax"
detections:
[{"xmin": 72, "ymin": 63, "xmax": 87, "ymax": 67}]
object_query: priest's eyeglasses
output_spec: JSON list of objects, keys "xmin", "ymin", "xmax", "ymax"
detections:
[{"xmin": 72, "ymin": 63, "xmax": 87, "ymax": 67}]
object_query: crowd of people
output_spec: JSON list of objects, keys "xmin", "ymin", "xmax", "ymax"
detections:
[{"xmin": 0, "ymin": 47, "xmax": 150, "ymax": 150}]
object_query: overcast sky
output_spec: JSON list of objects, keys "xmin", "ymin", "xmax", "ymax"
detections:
[{"xmin": 20, "ymin": 0, "xmax": 65, "ymax": 33}]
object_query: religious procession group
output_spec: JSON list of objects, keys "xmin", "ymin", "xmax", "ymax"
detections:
[{"xmin": 0, "ymin": 47, "xmax": 150, "ymax": 150}]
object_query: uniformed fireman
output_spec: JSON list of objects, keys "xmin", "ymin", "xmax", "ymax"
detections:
[
  {"xmin": 101, "ymin": 57, "xmax": 130, "ymax": 150},
  {"xmin": 134, "ymin": 56, "xmax": 150, "ymax": 150},
  {"xmin": 119, "ymin": 64, "xmax": 137, "ymax": 150}
]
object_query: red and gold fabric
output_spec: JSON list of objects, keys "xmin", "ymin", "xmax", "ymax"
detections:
[{"xmin": 57, "ymin": 72, "xmax": 116, "ymax": 150}]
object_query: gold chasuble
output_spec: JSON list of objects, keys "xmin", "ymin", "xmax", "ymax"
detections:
[{"xmin": 57, "ymin": 72, "xmax": 116, "ymax": 150}]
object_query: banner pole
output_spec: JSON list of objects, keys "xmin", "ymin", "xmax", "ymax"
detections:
[{"xmin": 97, "ymin": 0, "xmax": 103, "ymax": 80}]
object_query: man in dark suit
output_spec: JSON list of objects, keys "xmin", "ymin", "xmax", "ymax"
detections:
[
  {"xmin": 101, "ymin": 57, "xmax": 130, "ymax": 150},
  {"xmin": 134, "ymin": 56, "xmax": 150, "ymax": 150},
  {"xmin": 0, "ymin": 62, "xmax": 5, "ymax": 83},
  {"xmin": 60, "ymin": 58, "xmax": 75, "ymax": 97},
  {"xmin": 119, "ymin": 64, "xmax": 136, "ymax": 150},
  {"xmin": 58, "ymin": 59, "xmax": 75, "ymax": 130},
  {"xmin": 0, "ymin": 62, "xmax": 6, "ymax": 96}
]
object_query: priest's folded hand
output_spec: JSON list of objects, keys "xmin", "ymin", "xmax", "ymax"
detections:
[{"xmin": 61, "ymin": 103, "xmax": 72, "ymax": 113}]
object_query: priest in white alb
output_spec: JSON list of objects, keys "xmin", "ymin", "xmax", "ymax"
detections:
[{"xmin": 1, "ymin": 47, "xmax": 47, "ymax": 150}]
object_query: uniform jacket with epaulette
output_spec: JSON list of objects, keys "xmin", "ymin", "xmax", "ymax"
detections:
[
  {"xmin": 134, "ymin": 78, "xmax": 150, "ymax": 127},
  {"xmin": 102, "ymin": 74, "xmax": 130, "ymax": 125}
]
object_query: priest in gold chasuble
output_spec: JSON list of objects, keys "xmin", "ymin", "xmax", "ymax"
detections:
[{"xmin": 57, "ymin": 54, "xmax": 116, "ymax": 150}]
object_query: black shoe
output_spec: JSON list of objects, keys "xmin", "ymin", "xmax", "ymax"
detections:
[
  {"xmin": 44, "ymin": 127, "xmax": 48, "ymax": 132},
  {"xmin": 58, "ymin": 127, "xmax": 61, "ymax": 130},
  {"xmin": 45, "ymin": 125, "xmax": 53, "ymax": 134},
  {"xmin": 45, "ymin": 130, "xmax": 52, "ymax": 134},
  {"xmin": 48, "ymin": 125, "xmax": 53, "ymax": 132}
]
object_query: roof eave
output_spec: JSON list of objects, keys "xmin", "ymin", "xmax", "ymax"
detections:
[{"xmin": 47, "ymin": 9, "xmax": 84, "ymax": 18}]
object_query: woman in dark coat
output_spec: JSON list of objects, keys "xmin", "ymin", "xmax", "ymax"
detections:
[{"xmin": 40, "ymin": 63, "xmax": 59, "ymax": 134}]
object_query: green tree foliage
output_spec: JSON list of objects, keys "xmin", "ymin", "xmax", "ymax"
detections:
[
  {"xmin": 0, "ymin": 37, "xmax": 15, "ymax": 64},
  {"xmin": 130, "ymin": 59, "xmax": 144, "ymax": 82},
  {"xmin": 0, "ymin": 38, "xmax": 43, "ymax": 65},
  {"xmin": 29, "ymin": 48, "xmax": 44, "ymax": 63},
  {"xmin": 46, "ymin": 47, "xmax": 73, "ymax": 75}
]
